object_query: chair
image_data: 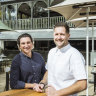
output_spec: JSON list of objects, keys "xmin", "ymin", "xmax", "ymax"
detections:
[
  {"xmin": 4, "ymin": 67, "xmax": 10, "ymax": 91},
  {"xmin": 91, "ymin": 71, "xmax": 96, "ymax": 92}
]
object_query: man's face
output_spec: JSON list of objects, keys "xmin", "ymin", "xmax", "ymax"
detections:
[{"xmin": 54, "ymin": 26, "xmax": 70, "ymax": 49}]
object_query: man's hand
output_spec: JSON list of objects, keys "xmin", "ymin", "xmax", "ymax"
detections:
[
  {"xmin": 33, "ymin": 84, "xmax": 45, "ymax": 92},
  {"xmin": 45, "ymin": 85, "xmax": 59, "ymax": 96}
]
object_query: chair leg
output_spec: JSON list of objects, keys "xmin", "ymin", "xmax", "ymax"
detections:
[
  {"xmin": 6, "ymin": 72, "xmax": 9, "ymax": 91},
  {"xmin": 94, "ymin": 73, "xmax": 96, "ymax": 92}
]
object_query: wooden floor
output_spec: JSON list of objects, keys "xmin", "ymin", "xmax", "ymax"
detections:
[{"xmin": 0, "ymin": 66, "xmax": 95, "ymax": 96}]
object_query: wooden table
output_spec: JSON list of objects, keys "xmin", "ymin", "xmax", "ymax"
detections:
[{"xmin": 0, "ymin": 89, "xmax": 46, "ymax": 96}]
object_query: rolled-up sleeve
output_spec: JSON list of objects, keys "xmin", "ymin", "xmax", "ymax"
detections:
[
  {"xmin": 10, "ymin": 56, "xmax": 25, "ymax": 89},
  {"xmin": 70, "ymin": 51, "xmax": 87, "ymax": 80}
]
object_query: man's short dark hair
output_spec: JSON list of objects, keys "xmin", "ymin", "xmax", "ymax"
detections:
[
  {"xmin": 54, "ymin": 22, "xmax": 70, "ymax": 33},
  {"xmin": 17, "ymin": 33, "xmax": 33, "ymax": 46}
]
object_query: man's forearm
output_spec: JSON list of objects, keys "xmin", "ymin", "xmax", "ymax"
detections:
[
  {"xmin": 56, "ymin": 80, "xmax": 87, "ymax": 96},
  {"xmin": 40, "ymin": 71, "xmax": 48, "ymax": 85}
]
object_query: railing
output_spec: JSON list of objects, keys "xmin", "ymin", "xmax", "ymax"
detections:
[{"xmin": 4, "ymin": 16, "xmax": 74, "ymax": 30}]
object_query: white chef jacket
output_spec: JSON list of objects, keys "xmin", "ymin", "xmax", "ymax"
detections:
[{"xmin": 46, "ymin": 44, "xmax": 87, "ymax": 96}]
